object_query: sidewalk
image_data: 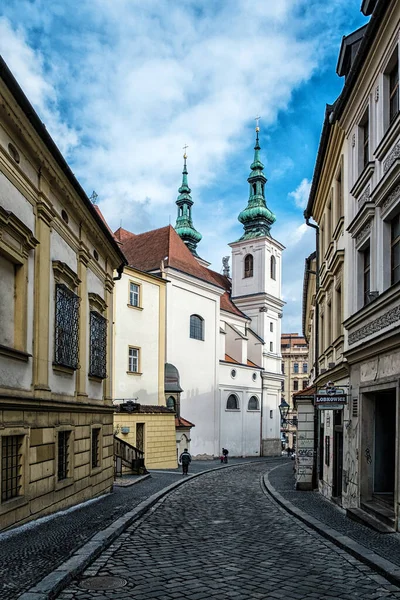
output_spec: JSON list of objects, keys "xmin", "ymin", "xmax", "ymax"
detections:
[
  {"xmin": 266, "ymin": 461, "xmax": 400, "ymax": 585},
  {"xmin": 0, "ymin": 457, "xmax": 270, "ymax": 600}
]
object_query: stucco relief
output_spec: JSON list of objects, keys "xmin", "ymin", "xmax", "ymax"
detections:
[
  {"xmin": 382, "ymin": 182, "xmax": 400, "ymax": 214},
  {"xmin": 383, "ymin": 141, "xmax": 400, "ymax": 173},
  {"xmin": 349, "ymin": 306, "xmax": 400, "ymax": 345},
  {"xmin": 355, "ymin": 220, "xmax": 372, "ymax": 245},
  {"xmin": 357, "ymin": 185, "xmax": 370, "ymax": 210}
]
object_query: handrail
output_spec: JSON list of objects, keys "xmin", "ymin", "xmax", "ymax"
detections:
[{"xmin": 113, "ymin": 435, "xmax": 146, "ymax": 477}]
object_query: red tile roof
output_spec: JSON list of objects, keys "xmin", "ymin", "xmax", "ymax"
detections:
[
  {"xmin": 224, "ymin": 354, "xmax": 239, "ymax": 364},
  {"xmin": 116, "ymin": 224, "xmax": 248, "ymax": 318},
  {"xmin": 175, "ymin": 416, "xmax": 195, "ymax": 428},
  {"xmin": 247, "ymin": 359, "xmax": 259, "ymax": 367}
]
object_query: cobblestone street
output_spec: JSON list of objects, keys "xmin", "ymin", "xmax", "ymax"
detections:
[{"xmin": 57, "ymin": 462, "xmax": 400, "ymax": 600}]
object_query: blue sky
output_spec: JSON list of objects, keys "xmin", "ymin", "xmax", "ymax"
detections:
[{"xmin": 0, "ymin": 1, "xmax": 368, "ymax": 332}]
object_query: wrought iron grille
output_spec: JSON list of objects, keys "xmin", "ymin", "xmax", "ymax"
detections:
[
  {"xmin": 89, "ymin": 311, "xmax": 107, "ymax": 378},
  {"xmin": 91, "ymin": 428, "xmax": 100, "ymax": 468},
  {"xmin": 54, "ymin": 284, "xmax": 79, "ymax": 369},
  {"xmin": 190, "ymin": 315, "xmax": 204, "ymax": 340},
  {"xmin": 58, "ymin": 431, "xmax": 70, "ymax": 481},
  {"xmin": 1, "ymin": 435, "xmax": 23, "ymax": 502},
  {"xmin": 136, "ymin": 423, "xmax": 144, "ymax": 452}
]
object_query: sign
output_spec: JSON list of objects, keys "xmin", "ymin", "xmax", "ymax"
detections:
[
  {"xmin": 317, "ymin": 403, "xmax": 345, "ymax": 410},
  {"xmin": 315, "ymin": 381, "xmax": 347, "ymax": 407}
]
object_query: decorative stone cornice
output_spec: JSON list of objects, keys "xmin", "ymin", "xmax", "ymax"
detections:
[
  {"xmin": 348, "ymin": 305, "xmax": 400, "ymax": 346},
  {"xmin": 104, "ymin": 274, "xmax": 114, "ymax": 293},
  {"xmin": 52, "ymin": 260, "xmax": 81, "ymax": 289},
  {"xmin": 381, "ymin": 182, "xmax": 400, "ymax": 215},
  {"xmin": 36, "ymin": 199, "xmax": 56, "ymax": 226},
  {"xmin": 355, "ymin": 220, "xmax": 372, "ymax": 246},
  {"xmin": 88, "ymin": 292, "xmax": 107, "ymax": 314},
  {"xmin": 78, "ymin": 243, "xmax": 91, "ymax": 267},
  {"xmin": 358, "ymin": 185, "xmax": 370, "ymax": 211},
  {"xmin": 0, "ymin": 205, "xmax": 38, "ymax": 260}
]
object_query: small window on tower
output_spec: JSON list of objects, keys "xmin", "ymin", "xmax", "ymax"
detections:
[
  {"xmin": 270, "ymin": 255, "xmax": 276, "ymax": 280},
  {"xmin": 244, "ymin": 254, "xmax": 253, "ymax": 278}
]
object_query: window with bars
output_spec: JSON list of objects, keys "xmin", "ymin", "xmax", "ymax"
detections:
[
  {"xmin": 128, "ymin": 347, "xmax": 139, "ymax": 372},
  {"xmin": 190, "ymin": 315, "xmax": 204, "ymax": 340},
  {"xmin": 129, "ymin": 282, "xmax": 140, "ymax": 307},
  {"xmin": 58, "ymin": 430, "xmax": 70, "ymax": 481},
  {"xmin": 1, "ymin": 435, "xmax": 23, "ymax": 502},
  {"xmin": 89, "ymin": 311, "xmax": 107, "ymax": 378},
  {"xmin": 391, "ymin": 214, "xmax": 400, "ymax": 286},
  {"xmin": 244, "ymin": 254, "xmax": 253, "ymax": 278},
  {"xmin": 54, "ymin": 284, "xmax": 79, "ymax": 369},
  {"xmin": 91, "ymin": 428, "xmax": 101, "ymax": 469}
]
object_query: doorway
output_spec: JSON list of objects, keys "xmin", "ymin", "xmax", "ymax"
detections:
[
  {"xmin": 332, "ymin": 414, "xmax": 343, "ymax": 499},
  {"xmin": 374, "ymin": 391, "xmax": 396, "ymax": 504}
]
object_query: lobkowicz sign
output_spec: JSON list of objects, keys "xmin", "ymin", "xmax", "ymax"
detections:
[{"xmin": 315, "ymin": 381, "xmax": 347, "ymax": 410}]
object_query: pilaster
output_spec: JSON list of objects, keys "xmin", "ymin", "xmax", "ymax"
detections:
[
  {"xmin": 104, "ymin": 275, "xmax": 114, "ymax": 402},
  {"xmin": 76, "ymin": 245, "xmax": 90, "ymax": 398}
]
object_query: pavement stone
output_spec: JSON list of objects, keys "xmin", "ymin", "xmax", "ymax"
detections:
[
  {"xmin": 0, "ymin": 457, "xmax": 266, "ymax": 600},
  {"xmin": 56, "ymin": 462, "xmax": 400, "ymax": 599}
]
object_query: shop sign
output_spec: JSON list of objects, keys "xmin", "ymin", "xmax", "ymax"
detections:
[{"xmin": 315, "ymin": 381, "xmax": 347, "ymax": 408}]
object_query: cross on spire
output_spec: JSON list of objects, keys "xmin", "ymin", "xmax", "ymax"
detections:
[
  {"xmin": 183, "ymin": 144, "xmax": 188, "ymax": 158},
  {"xmin": 255, "ymin": 115, "xmax": 261, "ymax": 132}
]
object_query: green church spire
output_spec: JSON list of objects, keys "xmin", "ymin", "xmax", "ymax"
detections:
[
  {"xmin": 237, "ymin": 120, "xmax": 276, "ymax": 240},
  {"xmin": 175, "ymin": 147, "xmax": 202, "ymax": 256}
]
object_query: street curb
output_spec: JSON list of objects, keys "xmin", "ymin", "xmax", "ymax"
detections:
[
  {"xmin": 18, "ymin": 462, "xmax": 247, "ymax": 600},
  {"xmin": 113, "ymin": 473, "xmax": 151, "ymax": 487},
  {"xmin": 263, "ymin": 464, "xmax": 400, "ymax": 588}
]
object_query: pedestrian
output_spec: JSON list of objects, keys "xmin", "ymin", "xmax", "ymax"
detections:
[
  {"xmin": 286, "ymin": 446, "xmax": 291, "ymax": 457},
  {"xmin": 222, "ymin": 447, "xmax": 229, "ymax": 463},
  {"xmin": 179, "ymin": 448, "xmax": 192, "ymax": 475}
]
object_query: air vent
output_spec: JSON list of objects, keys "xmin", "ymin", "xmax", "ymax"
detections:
[
  {"xmin": 328, "ymin": 362, "xmax": 335, "ymax": 369},
  {"xmin": 352, "ymin": 397, "xmax": 358, "ymax": 418},
  {"xmin": 320, "ymin": 368, "xmax": 327, "ymax": 373}
]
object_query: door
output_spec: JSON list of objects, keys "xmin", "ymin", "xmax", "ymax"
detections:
[
  {"xmin": 374, "ymin": 392, "xmax": 396, "ymax": 497},
  {"xmin": 333, "ymin": 428, "xmax": 343, "ymax": 498},
  {"xmin": 136, "ymin": 423, "xmax": 144, "ymax": 452}
]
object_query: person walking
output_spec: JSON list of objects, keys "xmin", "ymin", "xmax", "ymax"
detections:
[
  {"xmin": 222, "ymin": 447, "xmax": 229, "ymax": 463},
  {"xmin": 179, "ymin": 448, "xmax": 192, "ymax": 475}
]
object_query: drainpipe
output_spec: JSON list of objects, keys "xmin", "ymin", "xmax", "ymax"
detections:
[{"xmin": 113, "ymin": 263, "xmax": 125, "ymax": 281}]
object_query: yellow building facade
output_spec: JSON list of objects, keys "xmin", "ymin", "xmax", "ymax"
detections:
[{"xmin": 0, "ymin": 58, "xmax": 126, "ymax": 530}]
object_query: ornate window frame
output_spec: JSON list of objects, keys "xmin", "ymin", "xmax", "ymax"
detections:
[
  {"xmin": 88, "ymin": 293, "xmax": 108, "ymax": 381},
  {"xmin": 52, "ymin": 261, "xmax": 80, "ymax": 373}
]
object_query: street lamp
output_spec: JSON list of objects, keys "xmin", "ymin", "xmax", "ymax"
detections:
[{"xmin": 279, "ymin": 399, "xmax": 298, "ymax": 427}]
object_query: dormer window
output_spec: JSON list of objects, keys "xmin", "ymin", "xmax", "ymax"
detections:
[{"xmin": 244, "ymin": 254, "xmax": 253, "ymax": 278}]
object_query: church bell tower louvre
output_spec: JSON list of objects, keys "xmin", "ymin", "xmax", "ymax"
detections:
[{"xmin": 174, "ymin": 148, "xmax": 202, "ymax": 257}]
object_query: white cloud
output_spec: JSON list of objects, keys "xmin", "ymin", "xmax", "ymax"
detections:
[
  {"xmin": 0, "ymin": 17, "xmax": 78, "ymax": 157},
  {"xmin": 289, "ymin": 178, "xmax": 311, "ymax": 210}
]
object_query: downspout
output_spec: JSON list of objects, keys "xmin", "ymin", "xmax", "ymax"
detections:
[
  {"xmin": 305, "ymin": 217, "xmax": 320, "ymax": 489},
  {"xmin": 113, "ymin": 263, "xmax": 124, "ymax": 281}
]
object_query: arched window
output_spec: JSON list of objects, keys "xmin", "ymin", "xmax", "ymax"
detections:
[
  {"xmin": 226, "ymin": 394, "xmax": 239, "ymax": 410},
  {"xmin": 190, "ymin": 315, "xmax": 204, "ymax": 340},
  {"xmin": 244, "ymin": 254, "xmax": 253, "ymax": 278},
  {"xmin": 166, "ymin": 396, "xmax": 176, "ymax": 411},
  {"xmin": 179, "ymin": 206, "xmax": 183, "ymax": 216},
  {"xmin": 270, "ymin": 255, "xmax": 276, "ymax": 280},
  {"xmin": 252, "ymin": 183, "xmax": 257, "ymax": 195},
  {"xmin": 248, "ymin": 396, "xmax": 259, "ymax": 410}
]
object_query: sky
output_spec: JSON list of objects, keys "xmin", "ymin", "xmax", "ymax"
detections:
[{"xmin": 0, "ymin": 1, "xmax": 369, "ymax": 333}]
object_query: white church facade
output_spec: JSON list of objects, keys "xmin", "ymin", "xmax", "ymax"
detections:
[{"xmin": 113, "ymin": 126, "xmax": 284, "ymax": 458}]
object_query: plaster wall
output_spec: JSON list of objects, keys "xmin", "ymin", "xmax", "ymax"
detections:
[
  {"xmin": 295, "ymin": 399, "xmax": 315, "ymax": 490},
  {"xmin": 165, "ymin": 273, "xmax": 219, "ymax": 457},
  {"xmin": 0, "ymin": 170, "xmax": 35, "ymax": 231},
  {"xmin": 113, "ymin": 271, "xmax": 162, "ymax": 406}
]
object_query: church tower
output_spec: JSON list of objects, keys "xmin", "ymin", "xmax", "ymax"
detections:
[
  {"xmin": 174, "ymin": 150, "xmax": 202, "ymax": 257},
  {"xmin": 229, "ymin": 120, "xmax": 284, "ymax": 456}
]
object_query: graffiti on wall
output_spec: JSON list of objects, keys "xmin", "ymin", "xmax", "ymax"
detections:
[{"xmin": 343, "ymin": 420, "xmax": 359, "ymax": 504}]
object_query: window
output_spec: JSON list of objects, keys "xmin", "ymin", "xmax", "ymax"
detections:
[
  {"xmin": 391, "ymin": 214, "xmax": 400, "ymax": 285},
  {"xmin": 54, "ymin": 284, "xmax": 79, "ymax": 369},
  {"xmin": 190, "ymin": 315, "xmax": 204, "ymax": 340},
  {"xmin": 336, "ymin": 168, "xmax": 343, "ymax": 220},
  {"xmin": 303, "ymin": 380, "xmax": 309, "ymax": 390},
  {"xmin": 294, "ymin": 363, "xmax": 299, "ymax": 373},
  {"xmin": 129, "ymin": 282, "xmax": 140, "ymax": 307},
  {"xmin": 91, "ymin": 428, "xmax": 101, "ymax": 469},
  {"xmin": 389, "ymin": 57, "xmax": 399, "ymax": 124},
  {"xmin": 270, "ymin": 322, "xmax": 273, "ymax": 332},
  {"xmin": 303, "ymin": 363, "xmax": 308, "ymax": 373},
  {"xmin": 136, "ymin": 423, "xmax": 145, "ymax": 452},
  {"xmin": 270, "ymin": 255, "xmax": 276, "ymax": 280},
  {"xmin": 335, "ymin": 284, "xmax": 342, "ymax": 340},
  {"xmin": 269, "ymin": 342, "xmax": 273, "ymax": 352},
  {"xmin": 248, "ymin": 396, "xmax": 259, "ymax": 410},
  {"xmin": 281, "ymin": 362, "xmax": 285, "ymax": 374},
  {"xmin": 244, "ymin": 254, "xmax": 253, "ymax": 278},
  {"xmin": 89, "ymin": 311, "xmax": 107, "ymax": 378},
  {"xmin": 363, "ymin": 245, "xmax": 371, "ymax": 306},
  {"xmin": 293, "ymin": 380, "xmax": 299, "ymax": 391},
  {"xmin": 57, "ymin": 431, "xmax": 71, "ymax": 481},
  {"xmin": 166, "ymin": 396, "xmax": 176, "ymax": 411},
  {"xmin": 128, "ymin": 347, "xmax": 139, "ymax": 373},
  {"xmin": 226, "ymin": 394, "xmax": 239, "ymax": 410},
  {"xmin": 281, "ymin": 381, "xmax": 284, "ymax": 392},
  {"xmin": 1, "ymin": 435, "xmax": 23, "ymax": 502}
]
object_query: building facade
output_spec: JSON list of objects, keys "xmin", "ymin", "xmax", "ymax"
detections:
[
  {"xmin": 304, "ymin": 0, "xmax": 400, "ymax": 529},
  {"xmin": 0, "ymin": 58, "xmax": 126, "ymax": 530},
  {"xmin": 281, "ymin": 333, "xmax": 309, "ymax": 450}
]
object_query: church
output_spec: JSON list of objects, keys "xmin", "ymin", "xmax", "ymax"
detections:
[{"xmin": 113, "ymin": 124, "xmax": 285, "ymax": 459}]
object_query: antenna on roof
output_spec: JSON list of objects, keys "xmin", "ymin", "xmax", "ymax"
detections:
[{"xmin": 89, "ymin": 191, "xmax": 98, "ymax": 204}]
